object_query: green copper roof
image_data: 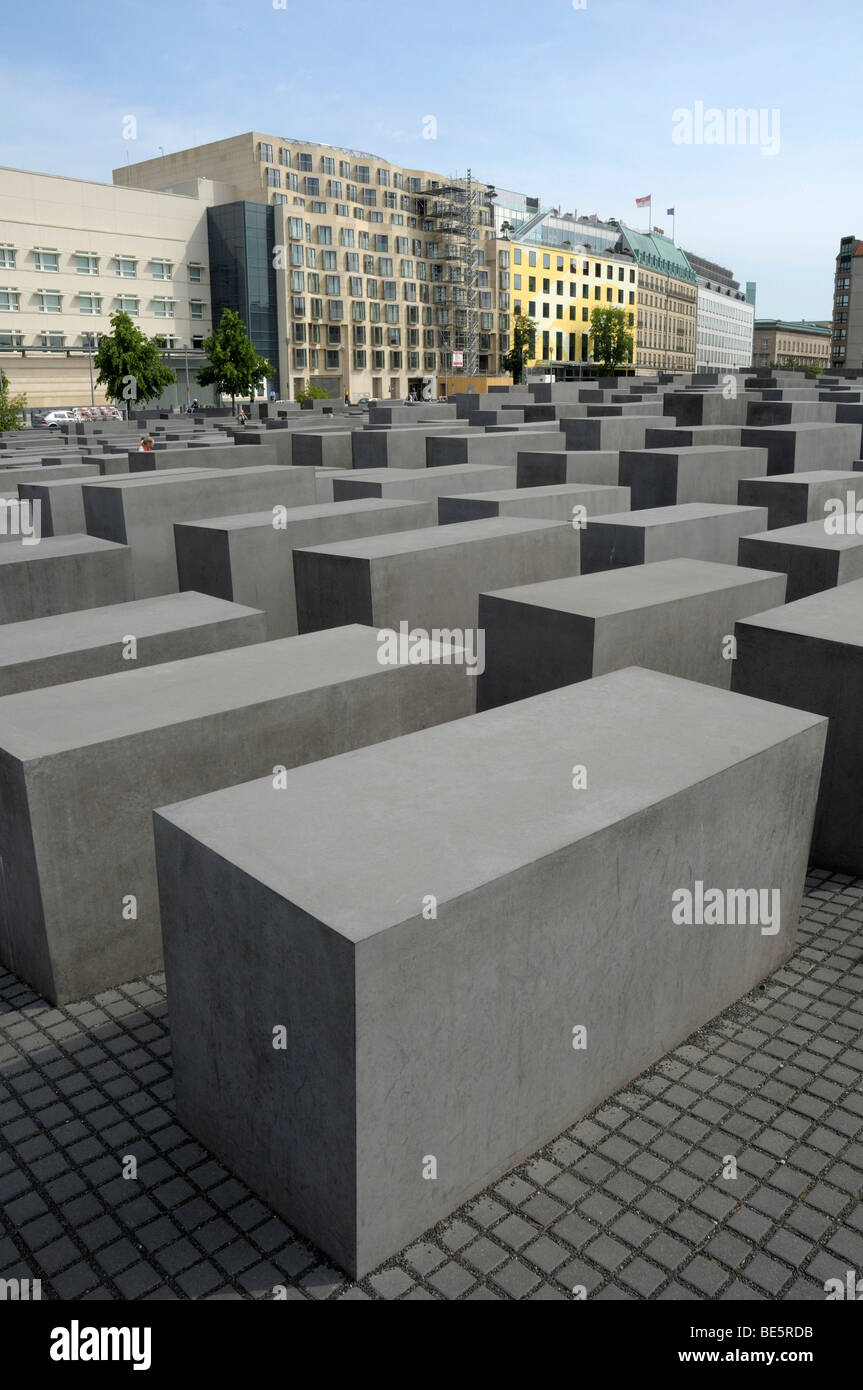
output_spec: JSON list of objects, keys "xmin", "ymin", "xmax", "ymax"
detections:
[
  {"xmin": 618, "ymin": 226, "xmax": 696, "ymax": 283},
  {"xmin": 753, "ymin": 319, "xmax": 831, "ymax": 337}
]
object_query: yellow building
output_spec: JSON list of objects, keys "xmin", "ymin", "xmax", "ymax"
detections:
[{"xmin": 496, "ymin": 238, "xmax": 638, "ymax": 376}]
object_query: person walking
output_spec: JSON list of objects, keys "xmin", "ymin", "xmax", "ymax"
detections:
[
  {"xmin": 137, "ymin": 435, "xmax": 155, "ymax": 452},
  {"xmin": 237, "ymin": 407, "xmax": 247, "ymax": 427},
  {"xmin": 344, "ymin": 389, "xmax": 350, "ymax": 406}
]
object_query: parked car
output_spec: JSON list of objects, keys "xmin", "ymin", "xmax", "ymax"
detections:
[{"xmin": 32, "ymin": 409, "xmax": 79, "ymax": 429}]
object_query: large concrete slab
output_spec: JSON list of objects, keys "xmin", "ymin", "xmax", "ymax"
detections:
[
  {"xmin": 645, "ymin": 426, "xmax": 745, "ymax": 449},
  {"xmin": 437, "ymin": 483, "xmax": 630, "ymax": 525},
  {"xmin": 0, "ymin": 534, "xmax": 133, "ymax": 623},
  {"xmin": 733, "ymin": 580, "xmax": 863, "ymax": 875},
  {"xmin": 740, "ymin": 423, "xmax": 861, "ymax": 475},
  {"xmin": 476, "ymin": 558, "xmax": 786, "ymax": 708},
  {"xmin": 0, "ymin": 625, "xmax": 474, "ymax": 1004},
  {"xmin": 153, "ymin": 665, "xmax": 824, "ymax": 1277},
  {"xmin": 562, "ymin": 416, "xmax": 666, "ymax": 452},
  {"xmin": 83, "ymin": 466, "xmax": 316, "ymax": 597},
  {"xmin": 618, "ymin": 446, "xmax": 769, "ymax": 508},
  {"xmin": 0, "ymin": 592, "xmax": 266, "ymax": 695},
  {"xmin": 18, "ymin": 468, "xmax": 213, "ymax": 538},
  {"xmin": 736, "ymin": 471, "xmax": 863, "ymax": 530},
  {"xmin": 426, "ymin": 431, "xmax": 563, "ymax": 469},
  {"xmin": 352, "ymin": 425, "xmax": 463, "ymax": 471},
  {"xmin": 661, "ymin": 392, "xmax": 748, "ymax": 427},
  {"xmin": 175, "ymin": 498, "xmax": 436, "ymax": 637},
  {"xmin": 581, "ymin": 503, "xmax": 769, "ymax": 572},
  {"xmin": 294, "ymin": 517, "xmax": 581, "ymax": 635},
  {"xmin": 332, "ymin": 463, "xmax": 516, "ymax": 504},
  {"xmin": 517, "ymin": 450, "xmax": 623, "ymax": 488},
  {"xmin": 746, "ymin": 401, "xmax": 837, "ymax": 427},
  {"xmin": 738, "ymin": 520, "xmax": 863, "ymax": 601}
]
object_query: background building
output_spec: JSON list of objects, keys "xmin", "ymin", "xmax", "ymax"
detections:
[
  {"xmin": 115, "ymin": 133, "xmax": 501, "ymax": 401},
  {"xmin": 753, "ymin": 319, "xmax": 831, "ymax": 370},
  {"xmin": 498, "ymin": 235, "xmax": 638, "ymax": 376},
  {"xmin": 615, "ymin": 228, "xmax": 697, "ymax": 373},
  {"xmin": 683, "ymin": 251, "xmax": 754, "ymax": 372},
  {"xmin": 0, "ymin": 167, "xmax": 221, "ymax": 406},
  {"xmin": 831, "ymin": 235, "xmax": 863, "ymax": 370}
]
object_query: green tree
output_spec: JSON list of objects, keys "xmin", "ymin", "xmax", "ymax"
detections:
[
  {"xmin": 589, "ymin": 306, "xmax": 634, "ymax": 374},
  {"xmin": 500, "ymin": 313, "xmax": 535, "ymax": 384},
  {"xmin": 0, "ymin": 367, "xmax": 27, "ymax": 432},
  {"xmin": 94, "ymin": 311, "xmax": 177, "ymax": 418},
  {"xmin": 296, "ymin": 381, "xmax": 331, "ymax": 408},
  {"xmin": 196, "ymin": 308, "xmax": 273, "ymax": 412}
]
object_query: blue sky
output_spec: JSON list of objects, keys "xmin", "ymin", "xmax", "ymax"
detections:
[{"xmin": 2, "ymin": 0, "xmax": 861, "ymax": 319}]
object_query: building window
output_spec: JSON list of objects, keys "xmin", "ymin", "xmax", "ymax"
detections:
[
  {"xmin": 317, "ymin": 225, "xmax": 333, "ymax": 246},
  {"xmin": 188, "ymin": 263, "xmax": 203, "ymax": 283},
  {"xmin": 356, "ymin": 165, "xmax": 370, "ymax": 183},
  {"xmin": 0, "ymin": 289, "xmax": 20, "ymax": 312},
  {"xmin": 293, "ymin": 348, "xmax": 307, "ymax": 367},
  {"xmin": 115, "ymin": 256, "xmax": 137, "ymax": 277},
  {"xmin": 37, "ymin": 291, "xmax": 62, "ymax": 313},
  {"xmin": 267, "ymin": 168, "xmax": 281, "ymax": 188},
  {"xmin": 329, "ymin": 299, "xmax": 344, "ymax": 320},
  {"xmin": 0, "ymin": 246, "xmax": 15, "ymax": 270},
  {"xmin": 259, "ymin": 142, "xmax": 274, "ymax": 162},
  {"xmin": 151, "ymin": 259, "xmax": 173, "ymax": 280},
  {"xmin": 75, "ymin": 253, "xmax": 99, "ymax": 275},
  {"xmin": 153, "ymin": 297, "xmax": 175, "ymax": 318},
  {"xmin": 78, "ymin": 292, "xmax": 102, "ymax": 314},
  {"xmin": 40, "ymin": 332, "xmax": 65, "ymax": 348},
  {"xmin": 297, "ymin": 152, "xmax": 313, "ymax": 171},
  {"xmin": 190, "ymin": 300, "xmax": 204, "ymax": 319},
  {"xmin": 0, "ymin": 330, "xmax": 22, "ymax": 346},
  {"xmin": 279, "ymin": 147, "xmax": 291, "ymax": 167},
  {"xmin": 34, "ymin": 249, "xmax": 59, "ymax": 272},
  {"xmin": 304, "ymin": 177, "xmax": 320, "ymax": 197},
  {"xmin": 117, "ymin": 295, "xmax": 139, "ymax": 314}
]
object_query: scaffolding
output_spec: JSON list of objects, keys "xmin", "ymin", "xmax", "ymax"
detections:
[{"xmin": 418, "ymin": 169, "xmax": 497, "ymax": 379}]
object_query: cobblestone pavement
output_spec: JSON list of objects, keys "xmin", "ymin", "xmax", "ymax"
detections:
[{"xmin": 1, "ymin": 868, "xmax": 861, "ymax": 1301}]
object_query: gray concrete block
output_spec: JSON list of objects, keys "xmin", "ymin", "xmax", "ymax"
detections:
[
  {"xmin": 175, "ymin": 498, "xmax": 436, "ymax": 637},
  {"xmin": 0, "ymin": 592, "xmax": 266, "ymax": 695},
  {"xmin": 426, "ymin": 432, "xmax": 563, "ymax": 469},
  {"xmin": 562, "ymin": 416, "xmax": 668, "ymax": 452},
  {"xmin": 17, "ymin": 468, "xmax": 211, "ymax": 538},
  {"xmin": 736, "ymin": 471, "xmax": 863, "ymax": 530},
  {"xmin": 645, "ymin": 426, "xmax": 745, "ymax": 449},
  {"xmin": 351, "ymin": 425, "xmax": 462, "ymax": 471},
  {"xmin": 618, "ymin": 446, "xmax": 769, "ymax": 508},
  {"xmin": 746, "ymin": 401, "xmax": 837, "ymax": 427},
  {"xmin": 740, "ymin": 423, "xmax": 860, "ymax": 475},
  {"xmin": 733, "ymin": 580, "xmax": 863, "ymax": 875},
  {"xmin": 476, "ymin": 558, "xmax": 785, "ymax": 708},
  {"xmin": 738, "ymin": 520, "xmax": 863, "ymax": 601},
  {"xmin": 437, "ymin": 483, "xmax": 630, "ymax": 525},
  {"xmin": 129, "ymin": 443, "xmax": 269, "ymax": 471},
  {"xmin": 332, "ymin": 463, "xmax": 516, "ymax": 503},
  {"xmin": 0, "ymin": 534, "xmax": 133, "ymax": 623},
  {"xmin": 83, "ymin": 466, "xmax": 316, "ymax": 598},
  {"xmin": 291, "ymin": 433, "xmax": 354, "ymax": 469},
  {"xmin": 661, "ymin": 392, "xmax": 748, "ymax": 427},
  {"xmin": 0, "ymin": 625, "xmax": 474, "ymax": 1003},
  {"xmin": 294, "ymin": 517, "xmax": 580, "ymax": 635},
  {"xmin": 517, "ymin": 449, "xmax": 622, "ymax": 488},
  {"xmin": 153, "ymin": 664, "xmax": 824, "ymax": 1277},
  {"xmin": 581, "ymin": 503, "xmax": 769, "ymax": 572}
]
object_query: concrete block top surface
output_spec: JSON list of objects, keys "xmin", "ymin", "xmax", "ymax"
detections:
[
  {"xmin": 445, "ymin": 484, "xmax": 624, "ymax": 505},
  {"xmin": 0, "ymin": 534, "xmax": 126, "ymax": 566},
  {"xmin": 156, "ymin": 665, "xmax": 825, "ymax": 942},
  {"xmin": 484, "ymin": 557, "xmax": 782, "ymax": 618},
  {"xmin": 297, "ymin": 516, "xmax": 565, "ymax": 560},
  {"xmin": 746, "ymin": 470, "xmax": 862, "ymax": 486},
  {"xmin": 178, "ymin": 498, "xmax": 424, "ymax": 532},
  {"xmin": 742, "ymin": 520, "xmax": 863, "ymax": 552},
  {"xmin": 587, "ymin": 502, "xmax": 764, "ymax": 529},
  {"xmin": 0, "ymin": 624, "xmax": 404, "ymax": 758},
  {"xmin": 737, "ymin": 577, "xmax": 863, "ymax": 646},
  {"xmin": 0, "ymin": 593, "xmax": 263, "ymax": 666}
]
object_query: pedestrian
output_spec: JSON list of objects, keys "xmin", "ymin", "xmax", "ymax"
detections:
[
  {"xmin": 137, "ymin": 435, "xmax": 155, "ymax": 452},
  {"xmin": 269, "ymin": 389, "xmax": 276, "ymax": 402},
  {"xmin": 192, "ymin": 398, "xmax": 199, "ymax": 411},
  {"xmin": 344, "ymin": 389, "xmax": 350, "ymax": 406},
  {"xmin": 237, "ymin": 407, "xmax": 247, "ymax": 427}
]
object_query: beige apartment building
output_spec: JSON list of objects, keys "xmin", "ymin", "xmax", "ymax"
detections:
[
  {"xmin": 753, "ymin": 319, "xmax": 831, "ymax": 370},
  {"xmin": 114, "ymin": 132, "xmax": 503, "ymax": 401},
  {"xmin": 0, "ymin": 167, "xmax": 222, "ymax": 406}
]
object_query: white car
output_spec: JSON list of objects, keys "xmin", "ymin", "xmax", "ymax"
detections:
[{"xmin": 33, "ymin": 409, "xmax": 79, "ymax": 429}]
